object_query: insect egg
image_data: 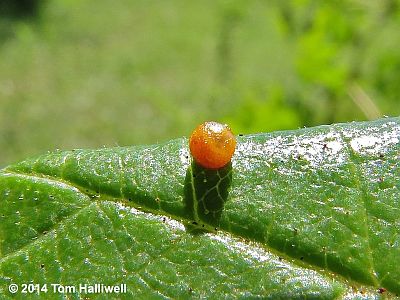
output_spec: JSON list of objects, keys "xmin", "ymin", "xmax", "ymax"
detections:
[{"xmin": 189, "ymin": 121, "xmax": 236, "ymax": 169}]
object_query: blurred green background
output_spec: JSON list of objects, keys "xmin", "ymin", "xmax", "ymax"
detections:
[{"xmin": 1, "ymin": 0, "xmax": 399, "ymax": 167}]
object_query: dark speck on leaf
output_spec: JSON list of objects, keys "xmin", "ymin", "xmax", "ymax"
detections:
[
  {"xmin": 322, "ymin": 143, "xmax": 328, "ymax": 150},
  {"xmin": 40, "ymin": 264, "xmax": 45, "ymax": 268},
  {"xmin": 192, "ymin": 221, "xmax": 198, "ymax": 225},
  {"xmin": 378, "ymin": 288, "xmax": 386, "ymax": 294},
  {"xmin": 162, "ymin": 217, "xmax": 166, "ymax": 223},
  {"xmin": 300, "ymin": 256, "xmax": 304, "ymax": 260},
  {"xmin": 239, "ymin": 133, "xmax": 243, "ymax": 137},
  {"xmin": 278, "ymin": 257, "xmax": 283, "ymax": 261},
  {"xmin": 188, "ymin": 287, "xmax": 193, "ymax": 293},
  {"xmin": 379, "ymin": 153, "xmax": 384, "ymax": 158}
]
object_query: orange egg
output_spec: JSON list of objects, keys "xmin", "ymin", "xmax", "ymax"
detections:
[{"xmin": 189, "ymin": 121, "xmax": 236, "ymax": 169}]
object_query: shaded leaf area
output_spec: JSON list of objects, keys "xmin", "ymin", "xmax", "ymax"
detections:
[
  {"xmin": 1, "ymin": 117, "xmax": 399, "ymax": 298},
  {"xmin": 184, "ymin": 161, "xmax": 233, "ymax": 228}
]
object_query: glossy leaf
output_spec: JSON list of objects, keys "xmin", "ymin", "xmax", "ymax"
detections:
[{"xmin": 0, "ymin": 117, "xmax": 399, "ymax": 299}]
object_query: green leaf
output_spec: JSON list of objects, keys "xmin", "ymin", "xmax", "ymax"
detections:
[{"xmin": 1, "ymin": 117, "xmax": 399, "ymax": 299}]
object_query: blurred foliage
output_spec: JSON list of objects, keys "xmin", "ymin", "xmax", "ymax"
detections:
[
  {"xmin": 0, "ymin": 0, "xmax": 399, "ymax": 166},
  {"xmin": 225, "ymin": 86, "xmax": 301, "ymax": 133},
  {"xmin": 0, "ymin": 0, "xmax": 42, "ymax": 18}
]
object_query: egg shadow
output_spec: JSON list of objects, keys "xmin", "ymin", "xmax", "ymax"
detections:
[{"xmin": 184, "ymin": 161, "xmax": 233, "ymax": 232}]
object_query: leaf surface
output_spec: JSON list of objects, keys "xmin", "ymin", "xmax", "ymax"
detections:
[{"xmin": 1, "ymin": 117, "xmax": 399, "ymax": 299}]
